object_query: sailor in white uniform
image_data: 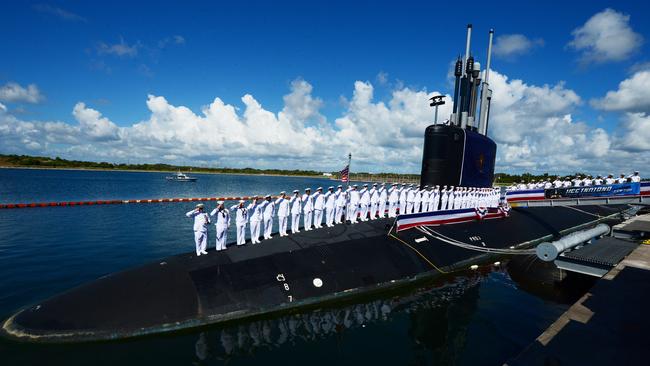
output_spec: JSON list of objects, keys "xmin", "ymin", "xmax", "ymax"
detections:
[
  {"xmin": 290, "ymin": 190, "xmax": 302, "ymax": 233},
  {"xmin": 413, "ymin": 187, "xmax": 422, "ymax": 213},
  {"xmin": 453, "ymin": 188, "xmax": 462, "ymax": 209},
  {"xmin": 275, "ymin": 192, "xmax": 289, "ymax": 237},
  {"xmin": 605, "ymin": 174, "xmax": 616, "ymax": 185},
  {"xmin": 335, "ymin": 185, "xmax": 346, "ymax": 224},
  {"xmin": 302, "ymin": 188, "xmax": 314, "ymax": 230},
  {"xmin": 186, "ymin": 203, "xmax": 210, "ymax": 256},
  {"xmin": 313, "ymin": 187, "xmax": 325, "ymax": 228},
  {"xmin": 593, "ymin": 175, "xmax": 603, "ymax": 186},
  {"xmin": 210, "ymin": 201, "xmax": 230, "ymax": 251},
  {"xmin": 440, "ymin": 186, "xmax": 448, "ymax": 211},
  {"xmin": 324, "ymin": 187, "xmax": 336, "ymax": 227},
  {"xmin": 553, "ymin": 177, "xmax": 563, "ymax": 188},
  {"xmin": 420, "ymin": 186, "xmax": 430, "ymax": 212},
  {"xmin": 582, "ymin": 175, "xmax": 593, "ymax": 186},
  {"xmin": 348, "ymin": 185, "xmax": 360, "ymax": 223},
  {"xmin": 368, "ymin": 183, "xmax": 378, "ymax": 219},
  {"xmin": 261, "ymin": 195, "xmax": 275, "ymax": 240},
  {"xmin": 247, "ymin": 197, "xmax": 263, "ymax": 244},
  {"xmin": 617, "ymin": 174, "xmax": 627, "ymax": 183},
  {"xmin": 629, "ymin": 171, "xmax": 641, "ymax": 183},
  {"xmin": 447, "ymin": 186, "xmax": 455, "ymax": 210},
  {"xmin": 388, "ymin": 183, "xmax": 399, "ymax": 217},
  {"xmin": 229, "ymin": 200, "xmax": 248, "ymax": 245},
  {"xmin": 378, "ymin": 183, "xmax": 388, "ymax": 218},
  {"xmin": 398, "ymin": 184, "xmax": 408, "ymax": 215},
  {"xmin": 359, "ymin": 184, "xmax": 370, "ymax": 221},
  {"xmin": 430, "ymin": 185, "xmax": 440, "ymax": 211},
  {"xmin": 406, "ymin": 185, "xmax": 415, "ymax": 214}
]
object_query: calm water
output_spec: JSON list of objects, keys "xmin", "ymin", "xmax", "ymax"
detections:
[{"xmin": 0, "ymin": 168, "xmax": 572, "ymax": 365}]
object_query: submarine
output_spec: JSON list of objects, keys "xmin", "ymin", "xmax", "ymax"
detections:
[{"xmin": 1, "ymin": 25, "xmax": 634, "ymax": 343}]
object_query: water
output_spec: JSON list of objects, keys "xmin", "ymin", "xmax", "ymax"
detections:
[{"xmin": 0, "ymin": 168, "xmax": 573, "ymax": 365}]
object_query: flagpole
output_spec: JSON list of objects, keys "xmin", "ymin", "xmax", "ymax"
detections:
[{"xmin": 346, "ymin": 153, "xmax": 351, "ymax": 189}]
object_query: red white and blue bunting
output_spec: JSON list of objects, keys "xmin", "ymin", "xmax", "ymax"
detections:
[{"xmin": 395, "ymin": 206, "xmax": 508, "ymax": 232}]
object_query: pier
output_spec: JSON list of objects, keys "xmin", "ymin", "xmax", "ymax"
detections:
[{"xmin": 507, "ymin": 213, "xmax": 650, "ymax": 365}]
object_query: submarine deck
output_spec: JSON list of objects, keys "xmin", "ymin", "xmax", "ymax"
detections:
[{"xmin": 2, "ymin": 204, "xmax": 630, "ymax": 343}]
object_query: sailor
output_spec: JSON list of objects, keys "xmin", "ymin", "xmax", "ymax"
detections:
[
  {"xmin": 398, "ymin": 184, "xmax": 408, "ymax": 215},
  {"xmin": 210, "ymin": 201, "xmax": 230, "ymax": 251},
  {"xmin": 617, "ymin": 174, "xmax": 627, "ymax": 184},
  {"xmin": 453, "ymin": 187, "xmax": 463, "ymax": 210},
  {"xmin": 247, "ymin": 197, "xmax": 263, "ymax": 244},
  {"xmin": 447, "ymin": 186, "xmax": 455, "ymax": 210},
  {"xmin": 313, "ymin": 187, "xmax": 325, "ymax": 228},
  {"xmin": 229, "ymin": 200, "xmax": 248, "ymax": 245},
  {"xmin": 561, "ymin": 177, "xmax": 571, "ymax": 187},
  {"xmin": 290, "ymin": 190, "xmax": 302, "ymax": 233},
  {"xmin": 552, "ymin": 176, "xmax": 562, "ymax": 188},
  {"xmin": 593, "ymin": 175, "xmax": 604, "ymax": 186},
  {"xmin": 388, "ymin": 183, "xmax": 399, "ymax": 217},
  {"xmin": 544, "ymin": 180, "xmax": 552, "ymax": 189},
  {"xmin": 335, "ymin": 185, "xmax": 346, "ymax": 224},
  {"xmin": 186, "ymin": 203, "xmax": 210, "ymax": 256},
  {"xmin": 406, "ymin": 185, "xmax": 416, "ymax": 214},
  {"xmin": 378, "ymin": 183, "xmax": 387, "ymax": 218},
  {"xmin": 517, "ymin": 181, "xmax": 527, "ymax": 190},
  {"xmin": 302, "ymin": 188, "xmax": 314, "ymax": 230},
  {"xmin": 324, "ymin": 187, "xmax": 336, "ymax": 227},
  {"xmin": 359, "ymin": 184, "xmax": 370, "ymax": 221},
  {"xmin": 440, "ymin": 185, "xmax": 448, "ymax": 211},
  {"xmin": 572, "ymin": 176, "xmax": 582, "ymax": 187},
  {"xmin": 369, "ymin": 183, "xmax": 379, "ymax": 219},
  {"xmin": 430, "ymin": 185, "xmax": 440, "ymax": 211},
  {"xmin": 413, "ymin": 186, "xmax": 422, "ymax": 213},
  {"xmin": 582, "ymin": 175, "xmax": 593, "ymax": 186},
  {"xmin": 261, "ymin": 195, "xmax": 275, "ymax": 240},
  {"xmin": 605, "ymin": 174, "xmax": 616, "ymax": 185},
  {"xmin": 348, "ymin": 185, "xmax": 360, "ymax": 223},
  {"xmin": 420, "ymin": 186, "xmax": 430, "ymax": 212},
  {"xmin": 629, "ymin": 171, "xmax": 641, "ymax": 183},
  {"xmin": 275, "ymin": 192, "xmax": 290, "ymax": 237},
  {"xmin": 527, "ymin": 180, "xmax": 536, "ymax": 190}
]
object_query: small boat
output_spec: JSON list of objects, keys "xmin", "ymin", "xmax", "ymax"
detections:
[{"xmin": 165, "ymin": 171, "xmax": 197, "ymax": 182}]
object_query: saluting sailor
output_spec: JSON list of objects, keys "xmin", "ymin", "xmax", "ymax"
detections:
[
  {"xmin": 406, "ymin": 185, "xmax": 415, "ymax": 214},
  {"xmin": 430, "ymin": 185, "xmax": 440, "ymax": 211},
  {"xmin": 324, "ymin": 186, "xmax": 336, "ymax": 227},
  {"xmin": 186, "ymin": 203, "xmax": 210, "ymax": 256},
  {"xmin": 359, "ymin": 184, "xmax": 370, "ymax": 221},
  {"xmin": 447, "ymin": 186, "xmax": 455, "ymax": 210},
  {"xmin": 617, "ymin": 174, "xmax": 627, "ymax": 184},
  {"xmin": 348, "ymin": 184, "xmax": 360, "ymax": 223},
  {"xmin": 261, "ymin": 195, "xmax": 275, "ymax": 240},
  {"xmin": 369, "ymin": 183, "xmax": 379, "ymax": 219},
  {"xmin": 630, "ymin": 171, "xmax": 641, "ymax": 183},
  {"xmin": 247, "ymin": 197, "xmax": 263, "ymax": 244},
  {"xmin": 335, "ymin": 185, "xmax": 346, "ymax": 224},
  {"xmin": 420, "ymin": 186, "xmax": 430, "ymax": 212},
  {"xmin": 398, "ymin": 184, "xmax": 408, "ymax": 215},
  {"xmin": 210, "ymin": 201, "xmax": 230, "ymax": 251},
  {"xmin": 605, "ymin": 174, "xmax": 616, "ymax": 185},
  {"xmin": 388, "ymin": 183, "xmax": 399, "ymax": 217},
  {"xmin": 378, "ymin": 183, "xmax": 387, "ymax": 218},
  {"xmin": 229, "ymin": 200, "xmax": 248, "ymax": 245},
  {"xmin": 313, "ymin": 187, "xmax": 325, "ymax": 228},
  {"xmin": 302, "ymin": 188, "xmax": 314, "ymax": 230},
  {"xmin": 440, "ymin": 185, "xmax": 448, "ymax": 211},
  {"xmin": 275, "ymin": 192, "xmax": 290, "ymax": 237},
  {"xmin": 290, "ymin": 190, "xmax": 302, "ymax": 233}
]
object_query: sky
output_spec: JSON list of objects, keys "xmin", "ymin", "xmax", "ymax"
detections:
[{"xmin": 1, "ymin": 0, "xmax": 650, "ymax": 175}]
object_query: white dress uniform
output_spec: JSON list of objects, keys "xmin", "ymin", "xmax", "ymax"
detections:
[
  {"xmin": 210, "ymin": 206, "xmax": 230, "ymax": 251},
  {"xmin": 630, "ymin": 173, "xmax": 641, "ymax": 183},
  {"xmin": 617, "ymin": 175, "xmax": 627, "ymax": 183},
  {"xmin": 289, "ymin": 193, "xmax": 302, "ymax": 233},
  {"xmin": 186, "ymin": 207, "xmax": 210, "ymax": 256},
  {"xmin": 399, "ymin": 186, "xmax": 408, "ymax": 215},
  {"xmin": 453, "ymin": 189, "xmax": 462, "ymax": 209},
  {"xmin": 359, "ymin": 186, "xmax": 370, "ymax": 221},
  {"xmin": 324, "ymin": 189, "xmax": 336, "ymax": 227},
  {"xmin": 302, "ymin": 190, "xmax": 314, "ymax": 230},
  {"xmin": 447, "ymin": 187, "xmax": 455, "ymax": 210},
  {"xmin": 593, "ymin": 177, "xmax": 603, "ymax": 185},
  {"xmin": 388, "ymin": 185, "xmax": 399, "ymax": 217},
  {"xmin": 276, "ymin": 196, "xmax": 290, "ymax": 236},
  {"xmin": 413, "ymin": 189, "xmax": 422, "ymax": 213},
  {"xmin": 421, "ymin": 188, "xmax": 430, "ymax": 212},
  {"xmin": 605, "ymin": 176, "xmax": 616, "ymax": 185},
  {"xmin": 313, "ymin": 190, "xmax": 325, "ymax": 228},
  {"xmin": 335, "ymin": 188, "xmax": 346, "ymax": 224},
  {"xmin": 406, "ymin": 188, "xmax": 415, "ymax": 214},
  {"xmin": 440, "ymin": 188, "xmax": 448, "ymax": 211},
  {"xmin": 430, "ymin": 187, "xmax": 439, "ymax": 211},
  {"xmin": 378, "ymin": 185, "xmax": 387, "ymax": 217},
  {"xmin": 261, "ymin": 199, "xmax": 275, "ymax": 239},
  {"xmin": 229, "ymin": 203, "xmax": 248, "ymax": 245},
  {"xmin": 348, "ymin": 187, "xmax": 360, "ymax": 223},
  {"xmin": 248, "ymin": 201, "xmax": 263, "ymax": 244},
  {"xmin": 369, "ymin": 186, "xmax": 379, "ymax": 219}
]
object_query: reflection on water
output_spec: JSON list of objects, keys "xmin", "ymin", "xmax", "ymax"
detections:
[{"xmin": 192, "ymin": 274, "xmax": 484, "ymax": 363}]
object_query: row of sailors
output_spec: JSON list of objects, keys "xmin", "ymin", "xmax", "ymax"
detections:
[
  {"xmin": 186, "ymin": 184, "xmax": 501, "ymax": 256},
  {"xmin": 508, "ymin": 171, "xmax": 641, "ymax": 191}
]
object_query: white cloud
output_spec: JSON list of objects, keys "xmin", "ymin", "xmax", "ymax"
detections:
[
  {"xmin": 0, "ymin": 82, "xmax": 44, "ymax": 104},
  {"xmin": 1, "ymin": 75, "xmax": 649, "ymax": 175},
  {"xmin": 97, "ymin": 38, "xmax": 140, "ymax": 57},
  {"xmin": 158, "ymin": 35, "xmax": 186, "ymax": 48},
  {"xmin": 492, "ymin": 34, "xmax": 544, "ymax": 58},
  {"xmin": 568, "ymin": 8, "xmax": 643, "ymax": 64},
  {"xmin": 591, "ymin": 70, "xmax": 650, "ymax": 113},
  {"xmin": 33, "ymin": 4, "xmax": 86, "ymax": 22}
]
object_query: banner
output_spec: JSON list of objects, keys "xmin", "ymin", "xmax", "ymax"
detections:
[
  {"xmin": 544, "ymin": 182, "xmax": 640, "ymax": 199},
  {"xmin": 395, "ymin": 206, "xmax": 506, "ymax": 232}
]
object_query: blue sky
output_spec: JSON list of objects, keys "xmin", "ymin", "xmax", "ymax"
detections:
[{"xmin": 1, "ymin": 1, "xmax": 650, "ymax": 174}]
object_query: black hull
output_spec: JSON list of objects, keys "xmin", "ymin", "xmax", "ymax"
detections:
[{"xmin": 1, "ymin": 205, "xmax": 629, "ymax": 343}]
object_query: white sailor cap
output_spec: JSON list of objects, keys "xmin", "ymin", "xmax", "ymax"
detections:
[
  {"xmin": 372, "ymin": 183, "xmax": 378, "ymax": 186},
  {"xmin": 280, "ymin": 191, "xmax": 286, "ymax": 195},
  {"xmin": 293, "ymin": 189, "xmax": 300, "ymax": 193},
  {"xmin": 352, "ymin": 184, "xmax": 358, "ymax": 187},
  {"xmin": 305, "ymin": 187, "xmax": 311, "ymax": 191},
  {"xmin": 196, "ymin": 203, "xmax": 204, "ymax": 208},
  {"xmin": 635, "ymin": 171, "xmax": 639, "ymax": 173},
  {"xmin": 264, "ymin": 194, "xmax": 271, "ymax": 198},
  {"xmin": 328, "ymin": 186, "xmax": 334, "ymax": 190},
  {"xmin": 216, "ymin": 200, "xmax": 224, "ymax": 205},
  {"xmin": 363, "ymin": 184, "xmax": 368, "ymax": 187},
  {"xmin": 238, "ymin": 200, "xmax": 245, "ymax": 203},
  {"xmin": 391, "ymin": 183, "xmax": 397, "ymax": 186},
  {"xmin": 423, "ymin": 185, "xmax": 428, "ymax": 188},
  {"xmin": 317, "ymin": 187, "xmax": 323, "ymax": 190},
  {"xmin": 337, "ymin": 185, "xmax": 343, "ymax": 188},
  {"xmin": 381, "ymin": 182, "xmax": 386, "ymax": 185}
]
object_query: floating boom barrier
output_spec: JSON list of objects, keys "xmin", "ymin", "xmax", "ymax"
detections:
[{"xmin": 0, "ymin": 196, "xmax": 267, "ymax": 209}]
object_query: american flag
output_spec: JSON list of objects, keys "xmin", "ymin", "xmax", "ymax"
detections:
[{"xmin": 340, "ymin": 165, "xmax": 349, "ymax": 183}]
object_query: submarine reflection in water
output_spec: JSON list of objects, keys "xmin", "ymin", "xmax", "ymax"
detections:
[{"xmin": 192, "ymin": 273, "xmax": 485, "ymax": 362}]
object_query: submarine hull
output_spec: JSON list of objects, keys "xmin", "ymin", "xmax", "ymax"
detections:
[{"xmin": 1, "ymin": 204, "xmax": 629, "ymax": 343}]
